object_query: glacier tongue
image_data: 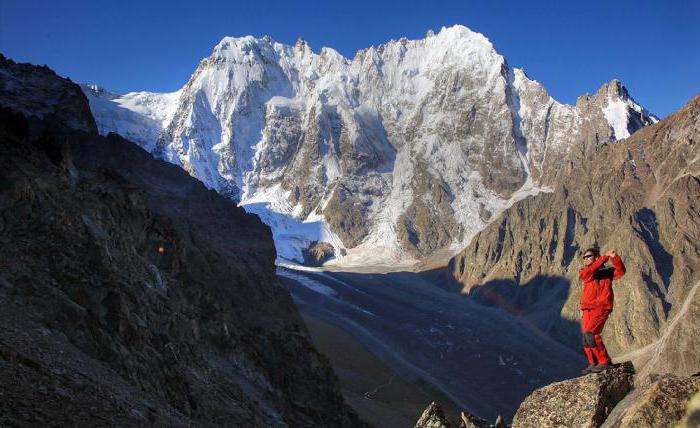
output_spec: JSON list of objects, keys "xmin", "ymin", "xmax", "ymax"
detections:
[{"xmin": 81, "ymin": 25, "xmax": 658, "ymax": 268}]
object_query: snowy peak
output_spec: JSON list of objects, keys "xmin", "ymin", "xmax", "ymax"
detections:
[
  {"xmin": 82, "ymin": 25, "xmax": 660, "ymax": 268},
  {"xmin": 599, "ymin": 79, "xmax": 630, "ymax": 100},
  {"xmin": 592, "ymin": 79, "xmax": 659, "ymax": 140}
]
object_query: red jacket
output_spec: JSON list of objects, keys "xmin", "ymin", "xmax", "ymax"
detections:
[{"xmin": 579, "ymin": 255, "xmax": 626, "ymax": 310}]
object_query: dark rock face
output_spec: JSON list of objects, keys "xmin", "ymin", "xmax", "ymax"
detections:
[
  {"xmin": 0, "ymin": 54, "xmax": 96, "ymax": 134},
  {"xmin": 512, "ymin": 362, "xmax": 635, "ymax": 427},
  {"xmin": 449, "ymin": 94, "xmax": 700, "ymax": 375},
  {"xmin": 0, "ymin": 59, "xmax": 362, "ymax": 426},
  {"xmin": 302, "ymin": 241, "xmax": 336, "ymax": 266}
]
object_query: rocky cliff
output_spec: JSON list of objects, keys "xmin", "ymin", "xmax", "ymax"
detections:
[
  {"xmin": 449, "ymin": 93, "xmax": 700, "ymax": 378},
  {"xmin": 0, "ymin": 55, "xmax": 362, "ymax": 426},
  {"xmin": 418, "ymin": 363, "xmax": 700, "ymax": 427},
  {"xmin": 81, "ymin": 25, "xmax": 657, "ymax": 266}
]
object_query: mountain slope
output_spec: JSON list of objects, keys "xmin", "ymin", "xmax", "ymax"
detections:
[
  {"xmin": 82, "ymin": 25, "xmax": 657, "ymax": 267},
  {"xmin": 0, "ymin": 54, "xmax": 362, "ymax": 426},
  {"xmin": 449, "ymin": 93, "xmax": 700, "ymax": 378}
]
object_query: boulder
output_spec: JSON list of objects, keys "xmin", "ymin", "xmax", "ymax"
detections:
[
  {"xmin": 415, "ymin": 402, "xmax": 454, "ymax": 428},
  {"xmin": 512, "ymin": 362, "xmax": 635, "ymax": 427},
  {"xmin": 602, "ymin": 373, "xmax": 700, "ymax": 427},
  {"xmin": 459, "ymin": 410, "xmax": 495, "ymax": 427},
  {"xmin": 302, "ymin": 241, "xmax": 336, "ymax": 266},
  {"xmin": 415, "ymin": 402, "xmax": 507, "ymax": 428},
  {"xmin": 677, "ymin": 388, "xmax": 700, "ymax": 428}
]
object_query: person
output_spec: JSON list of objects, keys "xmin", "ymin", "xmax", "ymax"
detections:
[{"xmin": 578, "ymin": 247, "xmax": 626, "ymax": 374}]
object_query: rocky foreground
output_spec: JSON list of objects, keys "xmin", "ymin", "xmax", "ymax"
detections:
[
  {"xmin": 416, "ymin": 363, "xmax": 700, "ymax": 427},
  {"xmin": 0, "ymin": 55, "xmax": 363, "ymax": 426}
]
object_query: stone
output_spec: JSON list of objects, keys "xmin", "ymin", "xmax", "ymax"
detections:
[
  {"xmin": 511, "ymin": 362, "xmax": 635, "ymax": 427},
  {"xmin": 302, "ymin": 241, "xmax": 336, "ymax": 266},
  {"xmin": 459, "ymin": 410, "xmax": 491, "ymax": 427},
  {"xmin": 677, "ymin": 388, "xmax": 700, "ymax": 428},
  {"xmin": 415, "ymin": 402, "xmax": 454, "ymax": 428},
  {"xmin": 602, "ymin": 374, "xmax": 700, "ymax": 427}
]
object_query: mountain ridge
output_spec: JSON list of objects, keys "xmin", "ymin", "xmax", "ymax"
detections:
[
  {"xmin": 449, "ymin": 91, "xmax": 700, "ymax": 379},
  {"xmin": 80, "ymin": 24, "xmax": 658, "ymax": 268}
]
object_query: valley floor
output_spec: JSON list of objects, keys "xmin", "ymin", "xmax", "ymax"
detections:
[
  {"xmin": 302, "ymin": 314, "xmax": 461, "ymax": 427},
  {"xmin": 279, "ymin": 267, "xmax": 586, "ymax": 422}
]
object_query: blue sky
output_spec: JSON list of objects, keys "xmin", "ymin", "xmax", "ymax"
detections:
[{"xmin": 1, "ymin": 0, "xmax": 698, "ymax": 117}]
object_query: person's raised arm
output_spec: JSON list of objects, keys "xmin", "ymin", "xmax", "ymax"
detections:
[
  {"xmin": 579, "ymin": 255, "xmax": 609, "ymax": 282},
  {"xmin": 608, "ymin": 250, "xmax": 626, "ymax": 280}
]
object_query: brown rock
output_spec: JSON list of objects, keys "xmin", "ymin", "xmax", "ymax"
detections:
[
  {"xmin": 602, "ymin": 374, "xmax": 700, "ymax": 427},
  {"xmin": 459, "ymin": 410, "xmax": 492, "ymax": 427},
  {"xmin": 677, "ymin": 388, "xmax": 700, "ymax": 428},
  {"xmin": 303, "ymin": 241, "xmax": 336, "ymax": 266},
  {"xmin": 511, "ymin": 362, "xmax": 635, "ymax": 427},
  {"xmin": 415, "ymin": 402, "xmax": 454, "ymax": 428}
]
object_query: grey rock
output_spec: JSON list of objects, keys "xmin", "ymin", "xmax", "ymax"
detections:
[
  {"xmin": 602, "ymin": 374, "xmax": 700, "ymax": 427},
  {"xmin": 416, "ymin": 402, "xmax": 454, "ymax": 428},
  {"xmin": 511, "ymin": 362, "xmax": 635, "ymax": 428}
]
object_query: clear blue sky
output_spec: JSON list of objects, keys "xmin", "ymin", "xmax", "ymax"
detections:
[{"xmin": 1, "ymin": 0, "xmax": 698, "ymax": 117}]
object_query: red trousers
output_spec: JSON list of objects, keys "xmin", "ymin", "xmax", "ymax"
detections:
[{"xmin": 581, "ymin": 308, "xmax": 611, "ymax": 365}]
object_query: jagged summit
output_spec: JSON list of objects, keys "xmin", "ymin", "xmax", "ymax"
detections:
[
  {"xmin": 574, "ymin": 79, "xmax": 659, "ymax": 140},
  {"xmin": 206, "ymin": 25, "xmax": 500, "ymax": 70},
  {"xmin": 81, "ymin": 25, "xmax": 659, "ymax": 268}
]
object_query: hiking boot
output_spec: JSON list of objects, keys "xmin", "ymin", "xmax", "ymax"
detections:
[
  {"xmin": 581, "ymin": 364, "xmax": 596, "ymax": 374},
  {"xmin": 590, "ymin": 363, "xmax": 613, "ymax": 373}
]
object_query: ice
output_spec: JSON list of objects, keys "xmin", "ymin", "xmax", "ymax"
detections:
[
  {"xmin": 603, "ymin": 97, "xmax": 632, "ymax": 139},
  {"xmin": 276, "ymin": 268, "xmax": 337, "ymax": 297},
  {"xmin": 240, "ymin": 184, "xmax": 345, "ymax": 264}
]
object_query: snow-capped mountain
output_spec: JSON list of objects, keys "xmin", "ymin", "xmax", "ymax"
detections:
[{"xmin": 81, "ymin": 25, "xmax": 658, "ymax": 267}]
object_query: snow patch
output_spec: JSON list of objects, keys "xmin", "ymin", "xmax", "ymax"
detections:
[
  {"xmin": 240, "ymin": 184, "xmax": 346, "ymax": 264},
  {"xmin": 603, "ymin": 98, "xmax": 631, "ymax": 140}
]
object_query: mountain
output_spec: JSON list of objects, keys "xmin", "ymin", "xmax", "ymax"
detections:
[
  {"xmin": 0, "ymin": 54, "xmax": 363, "ymax": 426},
  {"xmin": 81, "ymin": 25, "xmax": 657, "ymax": 267},
  {"xmin": 449, "ymin": 92, "xmax": 700, "ymax": 379}
]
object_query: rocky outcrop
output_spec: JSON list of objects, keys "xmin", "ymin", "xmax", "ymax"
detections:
[
  {"xmin": 415, "ymin": 402, "xmax": 454, "ymax": 428},
  {"xmin": 302, "ymin": 241, "xmax": 336, "ymax": 266},
  {"xmin": 602, "ymin": 373, "xmax": 700, "ymax": 427},
  {"xmin": 512, "ymin": 362, "xmax": 635, "ymax": 427},
  {"xmin": 0, "ymin": 58, "xmax": 362, "ymax": 426},
  {"xmin": 419, "ymin": 364, "xmax": 699, "ymax": 428},
  {"xmin": 0, "ymin": 54, "xmax": 96, "ymax": 134},
  {"xmin": 414, "ymin": 402, "xmax": 507, "ymax": 428},
  {"xmin": 678, "ymin": 388, "xmax": 700, "ymax": 428},
  {"xmin": 449, "ymin": 93, "xmax": 700, "ymax": 375}
]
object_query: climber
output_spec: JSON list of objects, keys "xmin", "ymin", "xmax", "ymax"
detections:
[{"xmin": 579, "ymin": 247, "xmax": 626, "ymax": 374}]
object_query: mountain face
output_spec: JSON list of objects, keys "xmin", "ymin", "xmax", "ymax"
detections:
[
  {"xmin": 82, "ymin": 25, "xmax": 657, "ymax": 266},
  {"xmin": 449, "ymin": 93, "xmax": 700, "ymax": 379},
  {"xmin": 0, "ymin": 54, "xmax": 96, "ymax": 134},
  {"xmin": 0, "ymin": 55, "xmax": 362, "ymax": 426}
]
